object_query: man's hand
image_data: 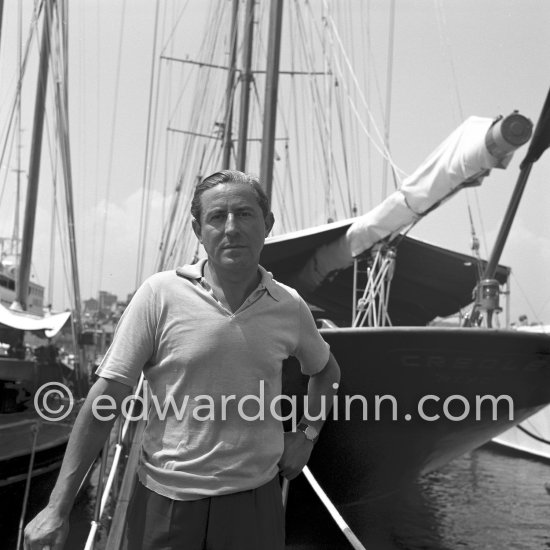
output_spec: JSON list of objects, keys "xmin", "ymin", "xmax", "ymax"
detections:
[
  {"xmin": 278, "ymin": 430, "xmax": 314, "ymax": 480},
  {"xmin": 24, "ymin": 506, "xmax": 69, "ymax": 550}
]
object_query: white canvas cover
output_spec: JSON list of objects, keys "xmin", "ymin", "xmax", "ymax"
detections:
[
  {"xmin": 292, "ymin": 116, "xmax": 517, "ymax": 292},
  {"xmin": 0, "ymin": 303, "xmax": 71, "ymax": 338},
  {"xmin": 346, "ymin": 116, "xmax": 505, "ymax": 257}
]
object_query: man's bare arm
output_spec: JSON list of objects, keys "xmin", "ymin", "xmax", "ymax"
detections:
[
  {"xmin": 279, "ymin": 353, "xmax": 341, "ymax": 480},
  {"xmin": 24, "ymin": 377, "xmax": 132, "ymax": 550}
]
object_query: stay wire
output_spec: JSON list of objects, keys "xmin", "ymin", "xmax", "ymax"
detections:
[
  {"xmin": 381, "ymin": 0, "xmax": 396, "ymax": 197},
  {"xmin": 511, "ymin": 271, "xmax": 542, "ymax": 324},
  {"xmin": 320, "ymin": 7, "xmax": 404, "ymax": 183},
  {"xmin": 434, "ymin": 0, "xmax": 485, "ymax": 262},
  {"xmin": 96, "ymin": 0, "xmax": 127, "ymax": 297},
  {"xmin": 321, "ymin": 1, "xmax": 402, "ymax": 177},
  {"xmin": 0, "ymin": 0, "xmax": 43, "ymax": 184},
  {"xmin": 159, "ymin": 0, "xmax": 191, "ymax": 56},
  {"xmin": 135, "ymin": 0, "xmax": 162, "ymax": 288}
]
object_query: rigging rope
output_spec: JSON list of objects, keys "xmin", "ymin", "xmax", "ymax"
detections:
[
  {"xmin": 381, "ymin": 0, "xmax": 396, "ymax": 197},
  {"xmin": 86, "ymin": 0, "xmax": 101, "ymax": 299},
  {"xmin": 295, "ymin": 2, "xmax": 333, "ymax": 216},
  {"xmin": 159, "ymin": 0, "xmax": 191, "ymax": 56},
  {"xmin": 135, "ymin": 0, "xmax": 162, "ymax": 288},
  {"xmin": 96, "ymin": 0, "xmax": 127, "ymax": 299},
  {"xmin": 361, "ymin": 0, "xmax": 373, "ymax": 210},
  {"xmin": 434, "ymin": 0, "xmax": 487, "ymax": 267},
  {"xmin": 157, "ymin": 0, "xmax": 230, "ymax": 267},
  {"xmin": 511, "ymin": 271, "xmax": 542, "ymax": 324},
  {"xmin": 0, "ymin": 1, "xmax": 43, "ymax": 192},
  {"xmin": 321, "ymin": 15, "xmax": 404, "ymax": 183},
  {"xmin": 321, "ymin": 1, "xmax": 404, "ymax": 180}
]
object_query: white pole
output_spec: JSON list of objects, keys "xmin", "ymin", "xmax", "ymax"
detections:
[{"xmin": 302, "ymin": 466, "xmax": 367, "ymax": 550}]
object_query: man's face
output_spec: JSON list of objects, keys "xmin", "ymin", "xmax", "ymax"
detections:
[{"xmin": 192, "ymin": 183, "xmax": 274, "ymax": 273}]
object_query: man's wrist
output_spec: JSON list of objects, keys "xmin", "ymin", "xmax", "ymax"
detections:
[
  {"xmin": 46, "ymin": 496, "xmax": 73, "ymax": 519},
  {"xmin": 297, "ymin": 421, "xmax": 319, "ymax": 443}
]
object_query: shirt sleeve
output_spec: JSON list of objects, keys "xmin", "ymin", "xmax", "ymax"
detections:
[
  {"xmin": 293, "ymin": 296, "xmax": 330, "ymax": 376},
  {"xmin": 95, "ymin": 279, "xmax": 158, "ymax": 387}
]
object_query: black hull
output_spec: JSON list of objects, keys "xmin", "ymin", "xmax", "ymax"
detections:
[
  {"xmin": 0, "ymin": 441, "xmax": 68, "ymax": 487},
  {"xmin": 283, "ymin": 327, "xmax": 550, "ymax": 504}
]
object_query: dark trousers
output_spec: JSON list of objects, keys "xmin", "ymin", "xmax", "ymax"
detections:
[{"xmin": 126, "ymin": 476, "xmax": 285, "ymax": 549}]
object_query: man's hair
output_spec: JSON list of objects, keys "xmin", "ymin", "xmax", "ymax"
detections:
[{"xmin": 191, "ymin": 170, "xmax": 271, "ymax": 224}]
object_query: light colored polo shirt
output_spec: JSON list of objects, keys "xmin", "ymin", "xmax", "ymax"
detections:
[{"xmin": 96, "ymin": 260, "xmax": 330, "ymax": 500}]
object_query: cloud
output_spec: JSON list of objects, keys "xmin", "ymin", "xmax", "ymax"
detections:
[{"xmin": 27, "ymin": 188, "xmax": 170, "ymax": 310}]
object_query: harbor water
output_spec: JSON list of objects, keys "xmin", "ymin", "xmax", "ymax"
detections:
[{"xmin": 2, "ymin": 443, "xmax": 549, "ymax": 549}]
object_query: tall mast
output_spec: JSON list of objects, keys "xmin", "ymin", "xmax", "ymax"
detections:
[
  {"xmin": 54, "ymin": 0, "xmax": 86, "ymax": 391},
  {"xmin": 260, "ymin": 0, "xmax": 284, "ymax": 204},
  {"xmin": 236, "ymin": 0, "xmax": 255, "ymax": 171},
  {"xmin": 14, "ymin": 0, "xmax": 54, "ymax": 311},
  {"xmin": 222, "ymin": 0, "xmax": 239, "ymax": 169}
]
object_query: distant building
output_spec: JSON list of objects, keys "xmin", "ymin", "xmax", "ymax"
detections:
[
  {"xmin": 83, "ymin": 297, "xmax": 99, "ymax": 314},
  {"xmin": 99, "ymin": 291, "xmax": 117, "ymax": 313}
]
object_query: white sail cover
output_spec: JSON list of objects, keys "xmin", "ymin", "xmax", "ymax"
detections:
[
  {"xmin": 293, "ymin": 116, "xmax": 518, "ymax": 292},
  {"xmin": 346, "ymin": 116, "xmax": 507, "ymax": 257},
  {"xmin": 0, "ymin": 303, "xmax": 71, "ymax": 338}
]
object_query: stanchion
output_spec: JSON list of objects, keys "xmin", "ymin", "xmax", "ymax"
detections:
[{"xmin": 302, "ymin": 466, "xmax": 367, "ymax": 550}]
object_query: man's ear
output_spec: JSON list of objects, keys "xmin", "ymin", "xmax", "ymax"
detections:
[
  {"xmin": 264, "ymin": 212, "xmax": 275, "ymax": 237},
  {"xmin": 192, "ymin": 218, "xmax": 202, "ymax": 242}
]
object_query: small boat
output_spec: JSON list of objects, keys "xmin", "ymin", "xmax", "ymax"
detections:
[
  {"xmin": 492, "ymin": 325, "xmax": 550, "ymax": 461},
  {"xmin": 0, "ymin": 304, "xmax": 74, "ymax": 486},
  {"xmin": 0, "ymin": 258, "xmax": 45, "ymax": 317},
  {"xmin": 0, "ymin": 2, "xmax": 87, "ymax": 545}
]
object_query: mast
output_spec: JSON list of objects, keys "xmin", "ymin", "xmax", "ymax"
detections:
[
  {"xmin": 482, "ymin": 102, "xmax": 550, "ymax": 280},
  {"xmin": 222, "ymin": 0, "xmax": 239, "ymax": 169},
  {"xmin": 465, "ymin": 97, "xmax": 550, "ymax": 326},
  {"xmin": 14, "ymin": 0, "xmax": 54, "ymax": 311},
  {"xmin": 236, "ymin": 0, "xmax": 255, "ymax": 171},
  {"xmin": 54, "ymin": 11, "xmax": 87, "ymax": 394},
  {"xmin": 259, "ymin": 0, "xmax": 284, "ymax": 203}
]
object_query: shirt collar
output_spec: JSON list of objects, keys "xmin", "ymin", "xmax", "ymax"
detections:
[
  {"xmin": 257, "ymin": 265, "xmax": 281, "ymax": 301},
  {"xmin": 176, "ymin": 259, "xmax": 281, "ymax": 302},
  {"xmin": 176, "ymin": 258, "xmax": 206, "ymax": 280}
]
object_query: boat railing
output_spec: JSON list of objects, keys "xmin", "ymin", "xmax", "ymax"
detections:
[
  {"xmin": 352, "ymin": 245, "xmax": 396, "ymax": 327},
  {"xmin": 284, "ymin": 467, "xmax": 367, "ymax": 550},
  {"xmin": 15, "ymin": 421, "xmax": 41, "ymax": 550},
  {"xmin": 81, "ymin": 375, "xmax": 373, "ymax": 550},
  {"xmin": 83, "ymin": 373, "xmax": 145, "ymax": 550}
]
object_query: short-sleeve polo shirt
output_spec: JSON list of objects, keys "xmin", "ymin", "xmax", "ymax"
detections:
[{"xmin": 96, "ymin": 259, "xmax": 330, "ymax": 500}]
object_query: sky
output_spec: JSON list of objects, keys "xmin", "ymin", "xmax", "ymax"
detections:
[{"xmin": 0, "ymin": 0, "xmax": 549, "ymax": 325}]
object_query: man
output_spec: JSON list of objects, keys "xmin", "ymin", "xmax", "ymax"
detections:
[{"xmin": 25, "ymin": 170, "xmax": 340, "ymax": 550}]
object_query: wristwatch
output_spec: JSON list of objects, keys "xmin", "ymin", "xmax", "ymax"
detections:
[{"xmin": 297, "ymin": 422, "xmax": 319, "ymax": 443}]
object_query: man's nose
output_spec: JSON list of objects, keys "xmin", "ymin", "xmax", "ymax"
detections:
[{"xmin": 224, "ymin": 213, "xmax": 238, "ymax": 233}]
